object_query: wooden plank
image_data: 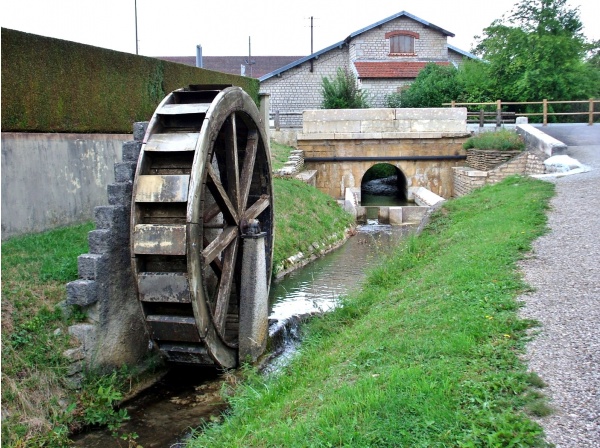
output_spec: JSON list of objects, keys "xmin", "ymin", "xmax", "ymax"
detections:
[
  {"xmin": 146, "ymin": 315, "xmax": 201, "ymax": 342},
  {"xmin": 138, "ymin": 272, "xmax": 190, "ymax": 303},
  {"xmin": 133, "ymin": 224, "xmax": 187, "ymax": 255},
  {"xmin": 239, "ymin": 129, "xmax": 258, "ymax": 208},
  {"xmin": 145, "ymin": 133, "xmax": 199, "ymax": 152},
  {"xmin": 243, "ymin": 194, "xmax": 270, "ymax": 220},
  {"xmin": 225, "ymin": 115, "xmax": 240, "ymax": 210},
  {"xmin": 213, "ymin": 238, "xmax": 239, "ymax": 333},
  {"xmin": 206, "ymin": 164, "xmax": 238, "ymax": 225},
  {"xmin": 202, "ymin": 226, "xmax": 238, "ymax": 267},
  {"xmin": 135, "ymin": 175, "xmax": 190, "ymax": 203},
  {"xmin": 158, "ymin": 103, "xmax": 210, "ymax": 115}
]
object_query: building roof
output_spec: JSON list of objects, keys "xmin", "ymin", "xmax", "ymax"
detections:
[
  {"xmin": 447, "ymin": 44, "xmax": 479, "ymax": 60},
  {"xmin": 156, "ymin": 55, "xmax": 303, "ymax": 78},
  {"xmin": 354, "ymin": 61, "xmax": 450, "ymax": 79},
  {"xmin": 260, "ymin": 11, "xmax": 458, "ymax": 82}
]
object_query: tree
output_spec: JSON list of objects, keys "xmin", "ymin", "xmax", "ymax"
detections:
[
  {"xmin": 473, "ymin": 0, "xmax": 598, "ymax": 102},
  {"xmin": 321, "ymin": 68, "xmax": 369, "ymax": 109},
  {"xmin": 386, "ymin": 63, "xmax": 464, "ymax": 108}
]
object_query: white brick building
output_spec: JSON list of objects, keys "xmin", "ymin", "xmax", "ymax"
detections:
[{"xmin": 260, "ymin": 11, "xmax": 477, "ymax": 127}]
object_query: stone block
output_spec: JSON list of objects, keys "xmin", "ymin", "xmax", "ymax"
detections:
[
  {"xmin": 88, "ymin": 229, "xmax": 112, "ymax": 254},
  {"xmin": 94, "ymin": 206, "xmax": 116, "ymax": 229},
  {"xmin": 63, "ymin": 347, "xmax": 85, "ymax": 362},
  {"xmin": 108, "ymin": 182, "xmax": 133, "ymax": 206},
  {"xmin": 133, "ymin": 122, "xmax": 149, "ymax": 141},
  {"xmin": 122, "ymin": 140, "xmax": 142, "ymax": 162},
  {"xmin": 388, "ymin": 207, "xmax": 403, "ymax": 225},
  {"xmin": 77, "ymin": 253, "xmax": 106, "ymax": 280},
  {"xmin": 114, "ymin": 162, "xmax": 137, "ymax": 183},
  {"xmin": 68, "ymin": 324, "xmax": 97, "ymax": 353},
  {"xmin": 66, "ymin": 279, "xmax": 98, "ymax": 306},
  {"xmin": 413, "ymin": 187, "xmax": 445, "ymax": 207},
  {"xmin": 402, "ymin": 206, "xmax": 429, "ymax": 223}
]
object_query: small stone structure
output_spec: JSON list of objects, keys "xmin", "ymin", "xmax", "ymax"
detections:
[
  {"xmin": 465, "ymin": 149, "xmax": 523, "ymax": 171},
  {"xmin": 452, "ymin": 150, "xmax": 547, "ymax": 197},
  {"xmin": 298, "ymin": 107, "xmax": 470, "ymax": 199},
  {"xmin": 64, "ymin": 123, "xmax": 150, "ymax": 384}
]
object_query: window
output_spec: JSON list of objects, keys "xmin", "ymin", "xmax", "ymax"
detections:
[
  {"xmin": 386, "ymin": 30, "xmax": 419, "ymax": 55},
  {"xmin": 390, "ymin": 35, "xmax": 414, "ymax": 54}
]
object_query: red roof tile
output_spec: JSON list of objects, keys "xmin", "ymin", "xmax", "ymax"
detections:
[{"xmin": 354, "ymin": 61, "xmax": 450, "ymax": 79}]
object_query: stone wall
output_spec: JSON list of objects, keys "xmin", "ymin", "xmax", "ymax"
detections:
[
  {"xmin": 260, "ymin": 47, "xmax": 348, "ymax": 127},
  {"xmin": 64, "ymin": 123, "xmax": 150, "ymax": 380},
  {"xmin": 298, "ymin": 108, "xmax": 469, "ymax": 199},
  {"xmin": 452, "ymin": 151, "xmax": 547, "ymax": 197},
  {"xmin": 350, "ymin": 17, "xmax": 448, "ymax": 61},
  {"xmin": 360, "ymin": 79, "xmax": 412, "ymax": 108}
]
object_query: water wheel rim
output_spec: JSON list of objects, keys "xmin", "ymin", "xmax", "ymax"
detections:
[{"xmin": 131, "ymin": 86, "xmax": 273, "ymax": 369}]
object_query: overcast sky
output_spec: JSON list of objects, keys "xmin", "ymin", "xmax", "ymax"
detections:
[{"xmin": 2, "ymin": 0, "xmax": 599, "ymax": 57}]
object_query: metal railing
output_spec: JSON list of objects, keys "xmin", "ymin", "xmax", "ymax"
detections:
[{"xmin": 443, "ymin": 99, "xmax": 599, "ymax": 126}]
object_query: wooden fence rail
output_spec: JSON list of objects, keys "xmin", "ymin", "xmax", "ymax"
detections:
[{"xmin": 443, "ymin": 99, "xmax": 599, "ymax": 126}]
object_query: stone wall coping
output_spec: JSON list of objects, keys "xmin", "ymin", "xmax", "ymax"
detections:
[
  {"xmin": 298, "ymin": 131, "xmax": 469, "ymax": 141},
  {"xmin": 452, "ymin": 166, "xmax": 489, "ymax": 177}
]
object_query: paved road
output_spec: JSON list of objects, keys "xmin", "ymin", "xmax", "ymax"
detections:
[
  {"xmin": 519, "ymin": 123, "xmax": 600, "ymax": 447},
  {"xmin": 533, "ymin": 123, "xmax": 600, "ymax": 147}
]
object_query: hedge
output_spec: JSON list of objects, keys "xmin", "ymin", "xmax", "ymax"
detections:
[{"xmin": 1, "ymin": 28, "xmax": 260, "ymax": 133}]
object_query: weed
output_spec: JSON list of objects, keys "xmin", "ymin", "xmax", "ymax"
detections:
[{"xmin": 463, "ymin": 128, "xmax": 526, "ymax": 151}]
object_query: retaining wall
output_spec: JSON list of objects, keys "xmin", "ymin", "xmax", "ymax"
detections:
[{"xmin": 1, "ymin": 133, "xmax": 128, "ymax": 239}]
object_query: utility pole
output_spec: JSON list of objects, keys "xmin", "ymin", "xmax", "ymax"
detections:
[
  {"xmin": 135, "ymin": 0, "xmax": 139, "ymax": 55},
  {"xmin": 310, "ymin": 16, "xmax": 314, "ymax": 72},
  {"xmin": 245, "ymin": 36, "xmax": 256, "ymax": 77}
]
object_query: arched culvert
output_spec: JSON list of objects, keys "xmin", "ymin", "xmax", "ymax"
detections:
[{"xmin": 360, "ymin": 163, "xmax": 407, "ymax": 205}]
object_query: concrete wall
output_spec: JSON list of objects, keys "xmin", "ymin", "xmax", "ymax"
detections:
[{"xmin": 1, "ymin": 133, "xmax": 128, "ymax": 239}]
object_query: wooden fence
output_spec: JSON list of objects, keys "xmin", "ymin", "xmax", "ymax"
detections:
[{"xmin": 443, "ymin": 99, "xmax": 599, "ymax": 126}]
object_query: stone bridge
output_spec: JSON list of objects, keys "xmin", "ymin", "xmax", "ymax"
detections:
[{"xmin": 296, "ymin": 108, "xmax": 470, "ymax": 199}]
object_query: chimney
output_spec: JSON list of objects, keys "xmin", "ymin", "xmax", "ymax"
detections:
[{"xmin": 196, "ymin": 45, "xmax": 203, "ymax": 68}]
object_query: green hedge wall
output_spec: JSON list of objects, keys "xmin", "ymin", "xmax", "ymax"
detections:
[{"xmin": 1, "ymin": 28, "xmax": 260, "ymax": 133}]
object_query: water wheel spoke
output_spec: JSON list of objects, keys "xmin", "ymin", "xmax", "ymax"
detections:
[
  {"xmin": 243, "ymin": 194, "xmax": 271, "ymax": 221},
  {"xmin": 203, "ymin": 236, "xmax": 223, "ymax": 276},
  {"xmin": 239, "ymin": 129, "xmax": 258, "ymax": 209},
  {"xmin": 206, "ymin": 164, "xmax": 239, "ymax": 225},
  {"xmin": 213, "ymin": 237, "xmax": 239, "ymax": 334},
  {"xmin": 201, "ymin": 226, "xmax": 238, "ymax": 267},
  {"xmin": 203, "ymin": 202, "xmax": 222, "ymax": 223},
  {"xmin": 225, "ymin": 114, "xmax": 241, "ymax": 211}
]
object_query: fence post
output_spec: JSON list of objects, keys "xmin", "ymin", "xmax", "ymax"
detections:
[
  {"xmin": 275, "ymin": 110, "xmax": 280, "ymax": 131},
  {"xmin": 543, "ymin": 99, "xmax": 548, "ymax": 126},
  {"xmin": 479, "ymin": 109, "xmax": 484, "ymax": 128},
  {"xmin": 589, "ymin": 98, "xmax": 594, "ymax": 126},
  {"xmin": 451, "ymin": 100, "xmax": 456, "ymax": 108},
  {"xmin": 496, "ymin": 100, "xmax": 502, "ymax": 127}
]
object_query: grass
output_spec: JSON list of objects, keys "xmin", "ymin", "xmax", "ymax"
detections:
[
  {"xmin": 1, "ymin": 172, "xmax": 353, "ymax": 446},
  {"xmin": 188, "ymin": 175, "xmax": 555, "ymax": 447},
  {"xmin": 273, "ymin": 178, "xmax": 354, "ymax": 274},
  {"xmin": 463, "ymin": 128, "xmax": 526, "ymax": 151},
  {"xmin": 270, "ymin": 140, "xmax": 294, "ymax": 171},
  {"xmin": 1, "ymin": 222, "xmax": 94, "ymax": 446}
]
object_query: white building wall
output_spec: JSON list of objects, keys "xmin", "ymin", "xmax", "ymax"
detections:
[
  {"xmin": 360, "ymin": 79, "xmax": 412, "ymax": 108},
  {"xmin": 261, "ymin": 46, "xmax": 348, "ymax": 127},
  {"xmin": 351, "ymin": 17, "xmax": 448, "ymax": 61}
]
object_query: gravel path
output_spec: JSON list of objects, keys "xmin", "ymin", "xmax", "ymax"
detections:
[{"xmin": 518, "ymin": 128, "xmax": 600, "ymax": 447}]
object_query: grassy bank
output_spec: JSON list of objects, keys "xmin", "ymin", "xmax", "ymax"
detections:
[
  {"xmin": 1, "ymin": 168, "xmax": 353, "ymax": 446},
  {"xmin": 189, "ymin": 176, "xmax": 555, "ymax": 447}
]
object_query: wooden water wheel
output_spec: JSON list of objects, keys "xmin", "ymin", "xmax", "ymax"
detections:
[{"xmin": 130, "ymin": 85, "xmax": 274, "ymax": 368}]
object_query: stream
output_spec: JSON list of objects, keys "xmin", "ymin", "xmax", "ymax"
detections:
[{"xmin": 71, "ymin": 222, "xmax": 413, "ymax": 447}]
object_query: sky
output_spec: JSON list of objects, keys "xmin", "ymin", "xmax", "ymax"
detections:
[{"xmin": 2, "ymin": 0, "xmax": 599, "ymax": 58}]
